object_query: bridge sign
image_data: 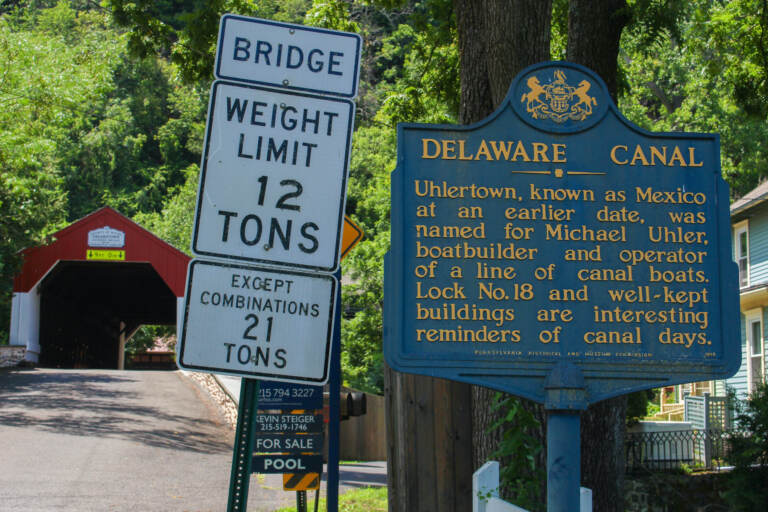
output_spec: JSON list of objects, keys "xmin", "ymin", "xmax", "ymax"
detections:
[
  {"xmin": 191, "ymin": 81, "xmax": 354, "ymax": 273},
  {"xmin": 215, "ymin": 14, "xmax": 362, "ymax": 98},
  {"xmin": 178, "ymin": 259, "xmax": 336, "ymax": 384},
  {"xmin": 384, "ymin": 61, "xmax": 740, "ymax": 408}
]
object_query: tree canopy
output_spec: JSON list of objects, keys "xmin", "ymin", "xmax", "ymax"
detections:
[
  {"xmin": 3, "ymin": 1, "xmax": 768, "ymax": 509},
  {"xmin": 3, "ymin": 0, "xmax": 768, "ymax": 385}
]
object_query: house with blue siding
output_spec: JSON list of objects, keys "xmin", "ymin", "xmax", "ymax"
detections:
[
  {"xmin": 727, "ymin": 180, "xmax": 768, "ymax": 399},
  {"xmin": 651, "ymin": 182, "xmax": 768, "ymax": 420}
]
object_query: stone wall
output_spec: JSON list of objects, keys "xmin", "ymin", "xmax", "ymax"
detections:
[
  {"xmin": 0, "ymin": 345, "xmax": 26, "ymax": 368},
  {"xmin": 624, "ymin": 472, "xmax": 729, "ymax": 512}
]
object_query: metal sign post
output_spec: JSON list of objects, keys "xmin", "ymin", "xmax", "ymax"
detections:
[
  {"xmin": 227, "ymin": 379, "xmax": 260, "ymax": 512},
  {"xmin": 181, "ymin": 13, "xmax": 361, "ymax": 511},
  {"xmin": 326, "ymin": 269, "xmax": 342, "ymax": 512},
  {"xmin": 546, "ymin": 411, "xmax": 581, "ymax": 511}
]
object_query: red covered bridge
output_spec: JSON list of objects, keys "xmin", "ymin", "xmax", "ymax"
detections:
[{"xmin": 9, "ymin": 207, "xmax": 190, "ymax": 368}]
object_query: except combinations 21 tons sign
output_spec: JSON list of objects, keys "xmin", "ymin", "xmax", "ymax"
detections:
[
  {"xmin": 178, "ymin": 260, "xmax": 335, "ymax": 383},
  {"xmin": 384, "ymin": 62, "xmax": 740, "ymax": 406}
]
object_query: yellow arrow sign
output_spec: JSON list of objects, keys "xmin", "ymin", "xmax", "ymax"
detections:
[{"xmin": 340, "ymin": 216, "xmax": 364, "ymax": 260}]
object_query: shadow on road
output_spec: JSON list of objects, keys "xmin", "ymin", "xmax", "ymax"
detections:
[{"xmin": 0, "ymin": 369, "xmax": 231, "ymax": 454}]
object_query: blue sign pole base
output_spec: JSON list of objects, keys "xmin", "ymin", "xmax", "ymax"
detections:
[
  {"xmin": 326, "ymin": 268, "xmax": 342, "ymax": 512},
  {"xmin": 546, "ymin": 411, "xmax": 581, "ymax": 512}
]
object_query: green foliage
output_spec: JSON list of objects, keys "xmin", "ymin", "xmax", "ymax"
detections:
[
  {"xmin": 550, "ymin": 0, "xmax": 568, "ymax": 60},
  {"xmin": 487, "ymin": 393, "xmax": 545, "ymax": 511},
  {"xmin": 134, "ymin": 164, "xmax": 200, "ymax": 254},
  {"xmin": 0, "ymin": 0, "xmax": 207, "ymax": 339},
  {"xmin": 626, "ymin": 388, "xmax": 655, "ymax": 425},
  {"xmin": 340, "ymin": 125, "xmax": 395, "ymax": 393},
  {"xmin": 104, "ymin": 0, "xmax": 311, "ymax": 82},
  {"xmin": 723, "ymin": 383, "xmax": 768, "ymax": 510},
  {"xmin": 0, "ymin": 1, "xmax": 118, "ymax": 335},
  {"xmin": 619, "ymin": 0, "xmax": 768, "ymax": 197},
  {"xmin": 305, "ymin": 0, "xmax": 360, "ymax": 33},
  {"xmin": 125, "ymin": 324, "xmax": 175, "ymax": 355},
  {"xmin": 274, "ymin": 485, "xmax": 387, "ymax": 512}
]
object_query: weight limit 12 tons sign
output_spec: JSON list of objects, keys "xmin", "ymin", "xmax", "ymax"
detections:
[{"xmin": 191, "ymin": 81, "xmax": 354, "ymax": 272}]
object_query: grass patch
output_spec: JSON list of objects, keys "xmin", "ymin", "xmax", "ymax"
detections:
[{"xmin": 274, "ymin": 486, "xmax": 387, "ymax": 512}]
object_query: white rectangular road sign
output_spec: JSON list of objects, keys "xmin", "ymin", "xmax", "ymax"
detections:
[
  {"xmin": 177, "ymin": 259, "xmax": 336, "ymax": 384},
  {"xmin": 216, "ymin": 14, "xmax": 362, "ymax": 98},
  {"xmin": 191, "ymin": 81, "xmax": 354, "ymax": 272}
]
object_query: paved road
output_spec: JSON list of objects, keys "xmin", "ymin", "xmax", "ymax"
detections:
[{"xmin": 0, "ymin": 369, "xmax": 294, "ymax": 512}]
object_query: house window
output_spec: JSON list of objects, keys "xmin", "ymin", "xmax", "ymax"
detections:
[
  {"xmin": 734, "ymin": 224, "xmax": 749, "ymax": 287},
  {"xmin": 747, "ymin": 315, "xmax": 765, "ymax": 393}
]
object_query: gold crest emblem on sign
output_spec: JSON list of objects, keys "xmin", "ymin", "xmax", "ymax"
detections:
[{"xmin": 521, "ymin": 69, "xmax": 596, "ymax": 123}]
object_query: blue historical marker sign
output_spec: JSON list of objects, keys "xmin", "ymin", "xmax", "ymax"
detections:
[{"xmin": 384, "ymin": 62, "xmax": 740, "ymax": 408}]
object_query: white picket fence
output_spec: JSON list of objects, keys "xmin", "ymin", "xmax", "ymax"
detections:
[{"xmin": 473, "ymin": 461, "xmax": 592, "ymax": 512}]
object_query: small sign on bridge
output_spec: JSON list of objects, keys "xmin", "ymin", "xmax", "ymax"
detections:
[{"xmin": 215, "ymin": 15, "xmax": 362, "ymax": 98}]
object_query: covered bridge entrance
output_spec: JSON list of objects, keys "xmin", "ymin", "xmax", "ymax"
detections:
[{"xmin": 10, "ymin": 207, "xmax": 190, "ymax": 368}]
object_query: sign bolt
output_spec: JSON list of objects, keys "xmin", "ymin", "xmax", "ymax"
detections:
[
  {"xmin": 282, "ymin": 79, "xmax": 290, "ymax": 86},
  {"xmin": 263, "ymin": 244, "xmax": 272, "ymax": 251}
]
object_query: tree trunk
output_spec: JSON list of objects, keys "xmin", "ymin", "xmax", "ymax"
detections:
[
  {"xmin": 567, "ymin": 0, "xmax": 630, "ymax": 101},
  {"xmin": 566, "ymin": 4, "xmax": 632, "ymax": 511},
  {"xmin": 579, "ymin": 397, "xmax": 627, "ymax": 512},
  {"xmin": 455, "ymin": 0, "xmax": 552, "ymax": 503},
  {"xmin": 455, "ymin": 0, "xmax": 552, "ymax": 124},
  {"xmin": 456, "ymin": 1, "xmax": 632, "ymax": 511},
  {"xmin": 389, "ymin": 1, "xmax": 632, "ymax": 510}
]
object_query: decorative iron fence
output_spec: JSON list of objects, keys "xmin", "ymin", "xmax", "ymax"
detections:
[{"xmin": 625, "ymin": 429, "xmax": 731, "ymax": 473}]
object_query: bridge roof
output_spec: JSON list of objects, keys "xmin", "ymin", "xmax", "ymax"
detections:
[{"xmin": 13, "ymin": 207, "xmax": 190, "ymax": 296}]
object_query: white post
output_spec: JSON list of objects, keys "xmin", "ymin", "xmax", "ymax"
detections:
[
  {"xmin": 473, "ymin": 461, "xmax": 500, "ymax": 512},
  {"xmin": 473, "ymin": 461, "xmax": 592, "ymax": 512},
  {"xmin": 580, "ymin": 487, "xmax": 592, "ymax": 511},
  {"xmin": 117, "ymin": 321, "xmax": 126, "ymax": 370}
]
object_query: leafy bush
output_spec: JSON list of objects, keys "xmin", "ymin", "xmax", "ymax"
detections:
[
  {"xmin": 723, "ymin": 382, "xmax": 768, "ymax": 510},
  {"xmin": 488, "ymin": 393, "xmax": 545, "ymax": 511}
]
